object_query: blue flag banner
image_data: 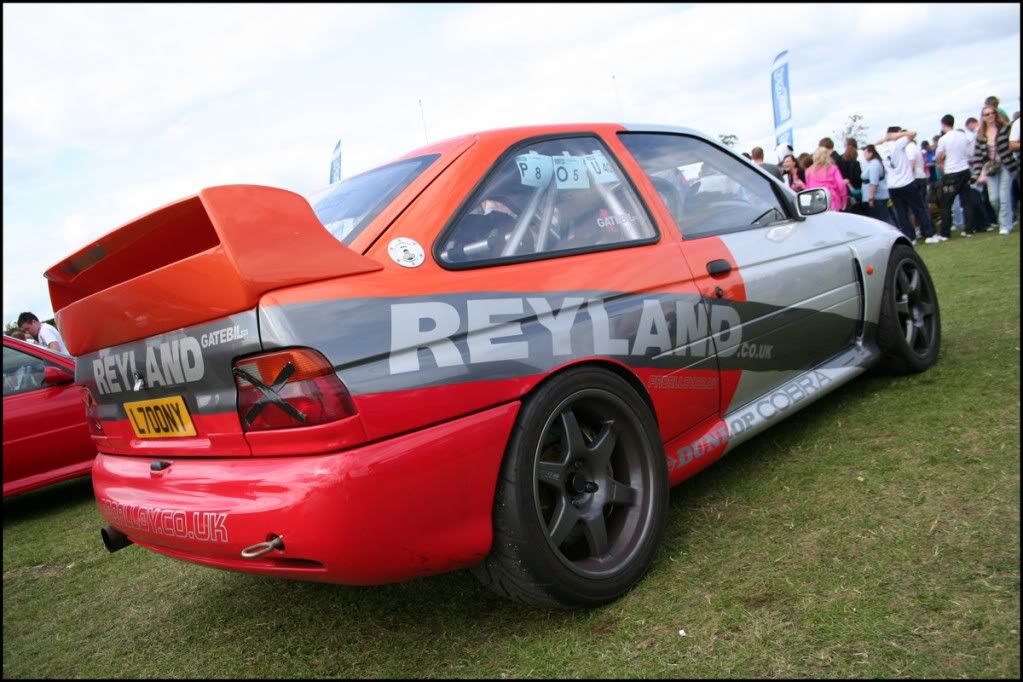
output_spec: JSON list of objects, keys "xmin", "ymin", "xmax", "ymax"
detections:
[
  {"xmin": 329, "ymin": 139, "xmax": 343, "ymax": 184},
  {"xmin": 770, "ymin": 51, "xmax": 793, "ymax": 149}
]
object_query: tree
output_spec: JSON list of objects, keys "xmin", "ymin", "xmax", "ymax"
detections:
[
  {"xmin": 833, "ymin": 114, "xmax": 868, "ymax": 147},
  {"xmin": 718, "ymin": 133, "xmax": 739, "ymax": 148}
]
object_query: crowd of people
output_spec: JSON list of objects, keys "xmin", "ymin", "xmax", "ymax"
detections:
[{"xmin": 748, "ymin": 95, "xmax": 1021, "ymax": 244}]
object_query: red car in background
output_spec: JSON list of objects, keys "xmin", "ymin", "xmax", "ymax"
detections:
[{"xmin": 3, "ymin": 335, "xmax": 96, "ymax": 497}]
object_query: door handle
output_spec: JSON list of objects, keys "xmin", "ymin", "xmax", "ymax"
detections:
[{"xmin": 707, "ymin": 259, "xmax": 732, "ymax": 276}]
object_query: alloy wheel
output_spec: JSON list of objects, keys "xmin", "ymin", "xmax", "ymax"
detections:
[
  {"xmin": 532, "ymin": 389, "xmax": 657, "ymax": 579},
  {"xmin": 893, "ymin": 258, "xmax": 937, "ymax": 357}
]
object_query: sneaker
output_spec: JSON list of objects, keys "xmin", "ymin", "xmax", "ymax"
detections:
[
  {"xmin": 999, "ymin": 229, "xmax": 1010, "ymax": 235},
  {"xmin": 964, "ymin": 232, "xmax": 974, "ymax": 238},
  {"xmin": 923, "ymin": 236, "xmax": 943, "ymax": 244},
  {"xmin": 911, "ymin": 239, "xmax": 919, "ymax": 246}
]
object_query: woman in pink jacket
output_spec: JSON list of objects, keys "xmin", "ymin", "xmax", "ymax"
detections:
[{"xmin": 803, "ymin": 147, "xmax": 848, "ymax": 211}]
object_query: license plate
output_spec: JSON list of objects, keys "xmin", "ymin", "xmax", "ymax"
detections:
[{"xmin": 123, "ymin": 396, "xmax": 197, "ymax": 438}]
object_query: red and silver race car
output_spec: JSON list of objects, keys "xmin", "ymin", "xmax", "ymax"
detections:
[{"xmin": 46, "ymin": 124, "xmax": 940, "ymax": 608}]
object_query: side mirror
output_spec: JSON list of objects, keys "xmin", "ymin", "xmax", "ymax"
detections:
[
  {"xmin": 796, "ymin": 188, "xmax": 829, "ymax": 216},
  {"xmin": 42, "ymin": 366, "xmax": 74, "ymax": 386}
]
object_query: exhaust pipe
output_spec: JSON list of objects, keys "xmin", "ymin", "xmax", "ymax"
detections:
[{"xmin": 101, "ymin": 526, "xmax": 133, "ymax": 553}]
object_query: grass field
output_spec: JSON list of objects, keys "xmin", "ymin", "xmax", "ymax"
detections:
[{"xmin": 3, "ymin": 231, "xmax": 1020, "ymax": 679}]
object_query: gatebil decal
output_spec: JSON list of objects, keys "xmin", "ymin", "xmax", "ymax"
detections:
[
  {"xmin": 99, "ymin": 498, "xmax": 229, "ymax": 543},
  {"xmin": 260, "ymin": 290, "xmax": 868, "ymax": 396},
  {"xmin": 77, "ymin": 312, "xmax": 262, "ymax": 416},
  {"xmin": 199, "ymin": 324, "xmax": 251, "ymax": 349}
]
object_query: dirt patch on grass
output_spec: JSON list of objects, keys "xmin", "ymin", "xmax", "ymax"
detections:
[
  {"xmin": 743, "ymin": 591, "xmax": 783, "ymax": 609},
  {"xmin": 589, "ymin": 614, "xmax": 618, "ymax": 637}
]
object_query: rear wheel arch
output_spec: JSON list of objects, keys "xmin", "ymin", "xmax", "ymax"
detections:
[{"xmin": 524, "ymin": 358, "xmax": 659, "ymax": 431}]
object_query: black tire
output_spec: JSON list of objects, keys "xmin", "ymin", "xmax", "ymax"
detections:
[
  {"xmin": 471, "ymin": 367, "xmax": 668, "ymax": 609},
  {"xmin": 876, "ymin": 243, "xmax": 941, "ymax": 373}
]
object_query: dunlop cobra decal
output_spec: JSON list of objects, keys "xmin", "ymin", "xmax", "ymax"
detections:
[
  {"xmin": 722, "ymin": 343, "xmax": 875, "ymax": 452},
  {"xmin": 662, "ymin": 343, "xmax": 879, "ymax": 478}
]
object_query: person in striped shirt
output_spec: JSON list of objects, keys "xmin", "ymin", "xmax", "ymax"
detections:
[{"xmin": 971, "ymin": 105, "xmax": 1020, "ymax": 235}]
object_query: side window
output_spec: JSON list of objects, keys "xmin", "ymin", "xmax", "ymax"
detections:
[
  {"xmin": 3, "ymin": 346, "xmax": 49, "ymax": 397},
  {"xmin": 618, "ymin": 133, "xmax": 787, "ymax": 239},
  {"xmin": 437, "ymin": 136, "xmax": 656, "ymax": 266}
]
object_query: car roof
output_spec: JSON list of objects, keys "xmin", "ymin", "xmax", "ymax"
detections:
[
  {"xmin": 3, "ymin": 335, "xmax": 76, "ymax": 367},
  {"xmin": 394, "ymin": 123, "xmax": 717, "ymax": 161}
]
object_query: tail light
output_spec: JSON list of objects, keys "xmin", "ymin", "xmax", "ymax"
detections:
[
  {"xmin": 80, "ymin": 386, "xmax": 105, "ymax": 435},
  {"xmin": 232, "ymin": 348, "xmax": 356, "ymax": 432}
]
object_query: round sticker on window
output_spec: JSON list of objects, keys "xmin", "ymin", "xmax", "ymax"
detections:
[{"xmin": 387, "ymin": 238, "xmax": 425, "ymax": 268}]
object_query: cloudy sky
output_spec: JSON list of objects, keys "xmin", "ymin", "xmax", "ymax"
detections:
[{"xmin": 3, "ymin": 2, "xmax": 1020, "ymax": 325}]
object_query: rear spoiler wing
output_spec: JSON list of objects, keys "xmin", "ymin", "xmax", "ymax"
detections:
[{"xmin": 45, "ymin": 185, "xmax": 382, "ymax": 356}]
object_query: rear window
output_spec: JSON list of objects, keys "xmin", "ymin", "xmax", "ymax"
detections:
[{"xmin": 308, "ymin": 153, "xmax": 439, "ymax": 245}]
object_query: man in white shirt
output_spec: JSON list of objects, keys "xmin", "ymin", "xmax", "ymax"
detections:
[
  {"xmin": 905, "ymin": 138, "xmax": 928, "ymax": 191},
  {"xmin": 17, "ymin": 312, "xmax": 69, "ymax": 355},
  {"xmin": 936, "ymin": 114, "xmax": 976, "ymax": 239},
  {"xmin": 877, "ymin": 126, "xmax": 935, "ymax": 243},
  {"xmin": 904, "ymin": 138, "xmax": 930, "ymax": 236}
]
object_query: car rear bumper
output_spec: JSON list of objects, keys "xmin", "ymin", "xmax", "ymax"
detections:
[{"xmin": 93, "ymin": 401, "xmax": 520, "ymax": 585}]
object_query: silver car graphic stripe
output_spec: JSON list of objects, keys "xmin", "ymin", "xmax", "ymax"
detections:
[
  {"xmin": 74, "ymin": 290, "xmax": 874, "ymax": 422},
  {"xmin": 260, "ymin": 291, "xmax": 867, "ymax": 397},
  {"xmin": 720, "ymin": 293, "xmax": 863, "ymax": 413},
  {"xmin": 75, "ymin": 311, "xmax": 262, "ymax": 418}
]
